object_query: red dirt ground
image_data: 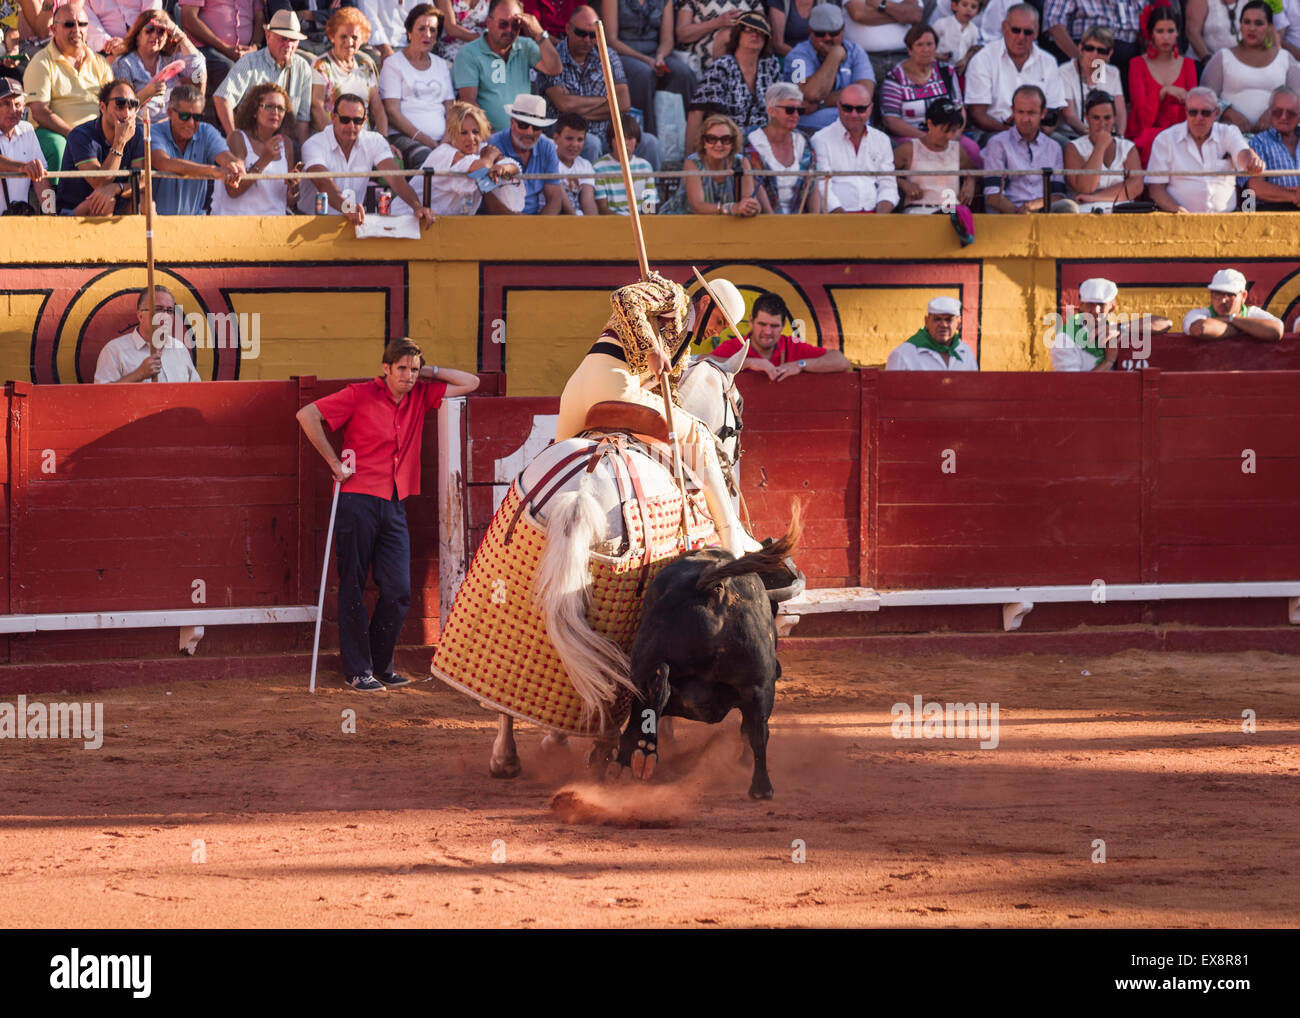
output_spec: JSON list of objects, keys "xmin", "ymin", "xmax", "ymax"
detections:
[{"xmin": 1, "ymin": 647, "xmax": 1296, "ymax": 928}]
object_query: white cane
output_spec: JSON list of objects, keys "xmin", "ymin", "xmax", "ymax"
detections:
[{"xmin": 308, "ymin": 478, "xmax": 342, "ymax": 693}]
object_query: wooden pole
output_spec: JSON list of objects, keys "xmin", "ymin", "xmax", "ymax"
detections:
[
  {"xmin": 595, "ymin": 20, "xmax": 691, "ymax": 545},
  {"xmin": 142, "ymin": 113, "xmax": 158, "ymax": 369}
]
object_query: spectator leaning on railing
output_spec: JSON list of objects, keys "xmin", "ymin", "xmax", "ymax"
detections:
[
  {"xmin": 746, "ymin": 80, "xmax": 821, "ymax": 214},
  {"xmin": 1247, "ymin": 85, "xmax": 1300, "ymax": 208},
  {"xmin": 894, "ymin": 95, "xmax": 973, "ymax": 213},
  {"xmin": 553, "ymin": 111, "xmax": 597, "ymax": 215},
  {"xmin": 0, "ymin": 77, "xmax": 54, "ymax": 215},
  {"xmin": 1049, "ymin": 277, "xmax": 1172, "ymax": 373},
  {"xmin": 390, "ymin": 99, "xmax": 520, "ymax": 216},
  {"xmin": 663, "ymin": 110, "xmax": 755, "ymax": 213},
  {"xmin": 486, "ymin": 91, "xmax": 564, "ymax": 214},
  {"xmin": 810, "ymin": 81, "xmax": 896, "ymax": 213},
  {"xmin": 57, "ymin": 78, "xmax": 145, "ymax": 215},
  {"xmin": 23, "ymin": 1, "xmax": 113, "ymax": 170},
  {"xmin": 298, "ymin": 92, "xmax": 436, "ymax": 226},
  {"xmin": 1182, "ymin": 268, "xmax": 1285, "ymax": 341},
  {"xmin": 981, "ymin": 83, "xmax": 1072, "ymax": 214},
  {"xmin": 149, "ymin": 83, "xmax": 245, "ymax": 214},
  {"xmin": 212, "ymin": 81, "xmax": 298, "ymax": 214},
  {"xmin": 711, "ymin": 290, "xmax": 852, "ymax": 379},
  {"xmin": 213, "ymin": 9, "xmax": 312, "ymax": 146},
  {"xmin": 1145, "ymin": 85, "xmax": 1266, "ymax": 213}
]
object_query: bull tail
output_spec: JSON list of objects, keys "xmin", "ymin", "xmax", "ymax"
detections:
[
  {"xmin": 696, "ymin": 500, "xmax": 803, "ymax": 590},
  {"xmin": 533, "ymin": 479, "xmax": 634, "ymax": 729}
]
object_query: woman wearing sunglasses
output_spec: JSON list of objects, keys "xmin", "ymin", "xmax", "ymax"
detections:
[
  {"xmin": 112, "ymin": 9, "xmax": 204, "ymax": 125},
  {"xmin": 1058, "ymin": 25, "xmax": 1126, "ymax": 139},
  {"xmin": 745, "ymin": 80, "xmax": 820, "ymax": 212},
  {"xmin": 213, "ymin": 82, "xmax": 297, "ymax": 215},
  {"xmin": 665, "ymin": 111, "xmax": 760, "ymax": 213}
]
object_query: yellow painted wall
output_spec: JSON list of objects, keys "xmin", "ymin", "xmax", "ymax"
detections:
[{"xmin": 3, "ymin": 214, "xmax": 1298, "ymax": 391}]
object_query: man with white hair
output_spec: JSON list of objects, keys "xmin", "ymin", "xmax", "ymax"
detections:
[
  {"xmin": 963, "ymin": 3, "xmax": 1066, "ymax": 137},
  {"xmin": 1247, "ymin": 86, "xmax": 1300, "ymax": 209},
  {"xmin": 885, "ymin": 296, "xmax": 978, "ymax": 370},
  {"xmin": 1049, "ymin": 277, "xmax": 1171, "ymax": 372},
  {"xmin": 1147, "ymin": 87, "xmax": 1265, "ymax": 213},
  {"xmin": 1182, "ymin": 269, "xmax": 1284, "ymax": 341}
]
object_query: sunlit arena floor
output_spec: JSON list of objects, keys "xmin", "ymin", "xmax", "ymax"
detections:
[{"xmin": 1, "ymin": 648, "xmax": 1296, "ymax": 928}]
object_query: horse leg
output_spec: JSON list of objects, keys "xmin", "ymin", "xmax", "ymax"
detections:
[
  {"xmin": 541, "ymin": 732, "xmax": 570, "ymax": 752},
  {"xmin": 490, "ymin": 714, "xmax": 521, "ymax": 779}
]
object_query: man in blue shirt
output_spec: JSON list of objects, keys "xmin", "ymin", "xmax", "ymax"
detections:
[
  {"xmin": 1246, "ymin": 85, "xmax": 1300, "ymax": 210},
  {"xmin": 784, "ymin": 4, "xmax": 875, "ymax": 132},
  {"xmin": 57, "ymin": 78, "xmax": 146, "ymax": 215},
  {"xmin": 487, "ymin": 92, "xmax": 564, "ymax": 215},
  {"xmin": 149, "ymin": 85, "xmax": 245, "ymax": 214}
]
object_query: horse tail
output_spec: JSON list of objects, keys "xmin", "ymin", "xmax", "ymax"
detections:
[
  {"xmin": 695, "ymin": 500, "xmax": 803, "ymax": 590},
  {"xmin": 533, "ymin": 477, "xmax": 634, "ymax": 729}
]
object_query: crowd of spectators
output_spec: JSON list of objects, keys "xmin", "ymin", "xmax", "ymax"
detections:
[{"xmin": 3, "ymin": 0, "xmax": 1300, "ymax": 216}]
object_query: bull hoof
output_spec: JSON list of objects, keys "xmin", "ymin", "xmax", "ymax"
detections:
[
  {"xmin": 490, "ymin": 757, "xmax": 522, "ymax": 779},
  {"xmin": 748, "ymin": 780, "xmax": 774, "ymax": 800},
  {"xmin": 631, "ymin": 739, "xmax": 657, "ymax": 780}
]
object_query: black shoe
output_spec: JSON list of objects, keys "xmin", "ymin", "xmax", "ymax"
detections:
[
  {"xmin": 346, "ymin": 674, "xmax": 385, "ymax": 691},
  {"xmin": 376, "ymin": 672, "xmax": 411, "ymax": 687}
]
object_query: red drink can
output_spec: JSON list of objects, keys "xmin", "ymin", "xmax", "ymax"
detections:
[{"xmin": 378, "ymin": 190, "xmax": 392, "ymax": 215}]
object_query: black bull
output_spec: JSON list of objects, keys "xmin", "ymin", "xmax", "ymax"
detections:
[{"xmin": 612, "ymin": 511, "xmax": 802, "ymax": 799}]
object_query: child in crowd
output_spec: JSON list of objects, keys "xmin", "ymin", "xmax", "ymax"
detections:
[
  {"xmin": 593, "ymin": 113, "xmax": 658, "ymax": 216},
  {"xmin": 553, "ymin": 112, "xmax": 597, "ymax": 216},
  {"xmin": 934, "ymin": 0, "xmax": 983, "ymax": 74}
]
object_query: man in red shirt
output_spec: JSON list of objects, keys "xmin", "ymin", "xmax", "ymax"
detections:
[
  {"xmin": 297, "ymin": 338, "xmax": 479, "ymax": 692},
  {"xmin": 710, "ymin": 292, "xmax": 852, "ymax": 380}
]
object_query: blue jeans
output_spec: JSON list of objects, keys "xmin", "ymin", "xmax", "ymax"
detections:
[{"xmin": 334, "ymin": 491, "xmax": 411, "ymax": 679}]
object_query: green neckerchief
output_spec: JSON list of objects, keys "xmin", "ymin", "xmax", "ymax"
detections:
[
  {"xmin": 1211, "ymin": 305, "xmax": 1259, "ymax": 319},
  {"xmin": 1064, "ymin": 313, "xmax": 1105, "ymax": 363},
  {"xmin": 906, "ymin": 327, "xmax": 963, "ymax": 360}
]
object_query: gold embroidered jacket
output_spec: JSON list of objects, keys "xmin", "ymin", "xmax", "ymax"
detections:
[{"xmin": 605, "ymin": 273, "xmax": 692, "ymax": 379}]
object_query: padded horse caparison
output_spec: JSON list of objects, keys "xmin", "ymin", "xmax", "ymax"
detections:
[{"xmin": 582, "ymin": 400, "xmax": 671, "ymax": 444}]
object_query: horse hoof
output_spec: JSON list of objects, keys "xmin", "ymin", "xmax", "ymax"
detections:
[
  {"xmin": 490, "ymin": 758, "xmax": 521, "ymax": 779},
  {"xmin": 604, "ymin": 760, "xmax": 625, "ymax": 783},
  {"xmin": 748, "ymin": 783, "xmax": 774, "ymax": 800},
  {"xmin": 631, "ymin": 739, "xmax": 657, "ymax": 780}
]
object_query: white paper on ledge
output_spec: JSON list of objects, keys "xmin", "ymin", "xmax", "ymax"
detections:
[{"xmin": 354, "ymin": 214, "xmax": 421, "ymax": 240}]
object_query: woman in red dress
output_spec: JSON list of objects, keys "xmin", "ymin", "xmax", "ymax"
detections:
[{"xmin": 1126, "ymin": 4, "xmax": 1198, "ymax": 165}]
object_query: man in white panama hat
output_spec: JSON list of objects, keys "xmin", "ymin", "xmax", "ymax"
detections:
[
  {"xmin": 1182, "ymin": 269, "xmax": 1284, "ymax": 342},
  {"xmin": 485, "ymin": 92, "xmax": 564, "ymax": 215},
  {"xmin": 554, "ymin": 271, "xmax": 761, "ymax": 556},
  {"xmin": 885, "ymin": 295, "xmax": 979, "ymax": 370},
  {"xmin": 212, "ymin": 8, "xmax": 313, "ymax": 144}
]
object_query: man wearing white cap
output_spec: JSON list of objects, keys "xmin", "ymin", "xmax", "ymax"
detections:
[
  {"xmin": 1183, "ymin": 269, "xmax": 1284, "ymax": 341},
  {"xmin": 212, "ymin": 9, "xmax": 313, "ymax": 143},
  {"xmin": 1049, "ymin": 277, "xmax": 1171, "ymax": 372},
  {"xmin": 486, "ymin": 93, "xmax": 564, "ymax": 215},
  {"xmin": 885, "ymin": 296, "xmax": 978, "ymax": 370},
  {"xmin": 554, "ymin": 272, "xmax": 761, "ymax": 556}
]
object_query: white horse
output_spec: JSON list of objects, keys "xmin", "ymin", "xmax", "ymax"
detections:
[{"xmin": 489, "ymin": 343, "xmax": 749, "ymax": 778}]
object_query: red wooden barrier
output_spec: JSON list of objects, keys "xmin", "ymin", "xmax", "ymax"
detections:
[{"xmin": 1122, "ymin": 333, "xmax": 1300, "ymax": 372}]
